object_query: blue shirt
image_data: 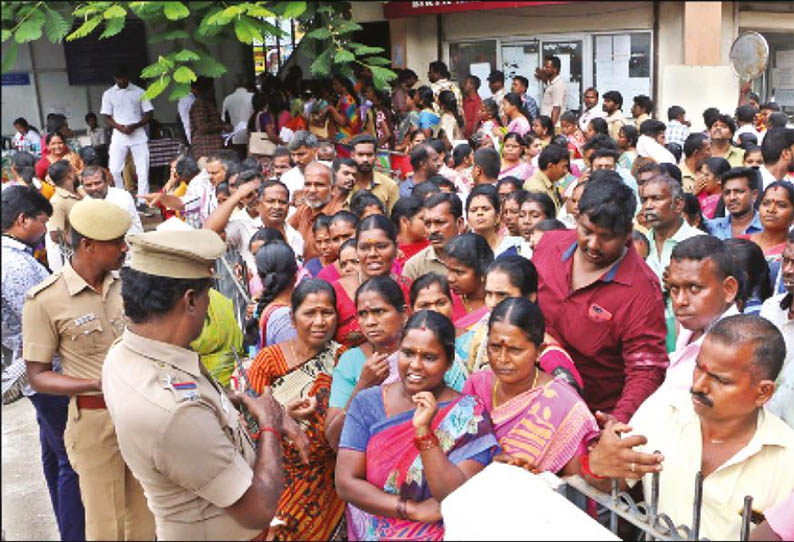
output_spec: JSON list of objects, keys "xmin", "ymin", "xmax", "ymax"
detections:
[
  {"xmin": 705, "ymin": 212, "xmax": 763, "ymax": 240},
  {"xmin": 399, "ymin": 176, "xmax": 415, "ymax": 198}
]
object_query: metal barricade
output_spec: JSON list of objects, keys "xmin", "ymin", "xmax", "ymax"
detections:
[
  {"xmin": 212, "ymin": 248, "xmax": 251, "ymax": 335},
  {"xmin": 558, "ymin": 470, "xmax": 758, "ymax": 541}
]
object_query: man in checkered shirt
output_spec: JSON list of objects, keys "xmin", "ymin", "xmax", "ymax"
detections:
[{"xmin": 665, "ymin": 105, "xmax": 691, "ymax": 148}]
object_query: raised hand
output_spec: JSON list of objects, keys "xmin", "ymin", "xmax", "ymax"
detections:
[
  {"xmin": 412, "ymin": 391, "xmax": 438, "ymax": 433},
  {"xmin": 588, "ymin": 417, "xmax": 664, "ymax": 480}
]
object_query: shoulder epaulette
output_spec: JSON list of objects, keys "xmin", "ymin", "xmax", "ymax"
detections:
[{"xmin": 26, "ymin": 273, "xmax": 61, "ymax": 298}]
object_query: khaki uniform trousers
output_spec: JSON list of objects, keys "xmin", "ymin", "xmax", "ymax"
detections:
[{"xmin": 64, "ymin": 399, "xmax": 155, "ymax": 541}]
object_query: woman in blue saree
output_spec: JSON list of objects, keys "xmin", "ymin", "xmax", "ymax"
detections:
[{"xmin": 336, "ymin": 310, "xmax": 499, "ymax": 540}]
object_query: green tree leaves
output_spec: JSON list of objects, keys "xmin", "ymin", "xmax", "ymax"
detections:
[{"xmin": 1, "ymin": 1, "xmax": 398, "ymax": 97}]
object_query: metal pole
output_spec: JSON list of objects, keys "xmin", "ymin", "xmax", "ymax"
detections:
[
  {"xmin": 648, "ymin": 455, "xmax": 661, "ymax": 542},
  {"xmin": 740, "ymin": 496, "xmax": 753, "ymax": 541},
  {"xmin": 218, "ymin": 255, "xmax": 252, "ymax": 304},
  {"xmin": 691, "ymin": 471, "xmax": 703, "ymax": 541},
  {"xmin": 610, "ymin": 479, "xmax": 619, "ymax": 534}
]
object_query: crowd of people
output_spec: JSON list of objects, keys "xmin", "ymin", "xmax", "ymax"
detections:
[{"xmin": 2, "ymin": 55, "xmax": 794, "ymax": 542}]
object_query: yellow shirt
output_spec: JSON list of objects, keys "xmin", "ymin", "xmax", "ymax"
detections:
[
  {"xmin": 712, "ymin": 145, "xmax": 745, "ymax": 168},
  {"xmin": 523, "ymin": 169, "xmax": 560, "ymax": 211},
  {"xmin": 627, "ymin": 389, "xmax": 794, "ymax": 540},
  {"xmin": 348, "ymin": 170, "xmax": 400, "ymax": 214}
]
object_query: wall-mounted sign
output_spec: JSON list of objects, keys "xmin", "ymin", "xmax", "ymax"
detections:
[
  {"xmin": 1, "ymin": 72, "xmax": 31, "ymax": 86},
  {"xmin": 383, "ymin": 1, "xmax": 568, "ymax": 19}
]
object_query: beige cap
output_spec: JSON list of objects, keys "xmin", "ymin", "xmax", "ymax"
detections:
[
  {"xmin": 68, "ymin": 199, "xmax": 131, "ymax": 240},
  {"xmin": 127, "ymin": 230, "xmax": 226, "ymax": 279}
]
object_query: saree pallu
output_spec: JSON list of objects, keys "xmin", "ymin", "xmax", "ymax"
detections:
[
  {"xmin": 463, "ymin": 371, "xmax": 599, "ymax": 473},
  {"xmin": 190, "ymin": 288, "xmax": 243, "ymax": 387},
  {"xmin": 356, "ymin": 392, "xmax": 498, "ymax": 540},
  {"xmin": 498, "ymin": 161, "xmax": 534, "ymax": 182},
  {"xmin": 335, "ymin": 94, "xmax": 362, "ymax": 142},
  {"xmin": 247, "ymin": 342, "xmax": 347, "ymax": 541}
]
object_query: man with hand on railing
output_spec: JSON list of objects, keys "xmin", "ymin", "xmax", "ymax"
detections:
[{"xmin": 580, "ymin": 315, "xmax": 794, "ymax": 540}]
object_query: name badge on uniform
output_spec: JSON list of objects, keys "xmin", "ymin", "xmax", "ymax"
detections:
[
  {"xmin": 73, "ymin": 313, "xmax": 96, "ymax": 326},
  {"xmin": 172, "ymin": 381, "xmax": 198, "ymax": 401}
]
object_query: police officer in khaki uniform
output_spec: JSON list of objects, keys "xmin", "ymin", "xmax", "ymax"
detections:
[
  {"xmin": 23, "ymin": 198, "xmax": 155, "ymax": 541},
  {"xmin": 102, "ymin": 229, "xmax": 304, "ymax": 541}
]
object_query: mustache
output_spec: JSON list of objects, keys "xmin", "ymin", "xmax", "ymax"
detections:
[
  {"xmin": 690, "ymin": 388, "xmax": 714, "ymax": 408},
  {"xmin": 428, "ymin": 233, "xmax": 445, "ymax": 243}
]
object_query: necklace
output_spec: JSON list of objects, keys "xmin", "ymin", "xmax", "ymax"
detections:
[
  {"xmin": 492, "ymin": 369, "xmax": 539, "ymax": 408},
  {"xmin": 461, "ymin": 294, "xmax": 471, "ymax": 312}
]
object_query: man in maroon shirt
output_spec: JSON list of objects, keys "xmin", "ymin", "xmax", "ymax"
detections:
[
  {"xmin": 533, "ymin": 170, "xmax": 668, "ymax": 422},
  {"xmin": 462, "ymin": 75, "xmax": 483, "ymax": 139}
]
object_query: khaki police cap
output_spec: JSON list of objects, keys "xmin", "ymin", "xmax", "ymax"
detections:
[
  {"xmin": 126, "ymin": 230, "xmax": 226, "ymax": 279},
  {"xmin": 68, "ymin": 198, "xmax": 131, "ymax": 240}
]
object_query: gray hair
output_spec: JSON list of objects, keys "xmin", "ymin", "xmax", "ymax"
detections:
[
  {"xmin": 288, "ymin": 130, "xmax": 318, "ymax": 151},
  {"xmin": 644, "ymin": 174, "xmax": 683, "ymax": 202},
  {"xmin": 79, "ymin": 165, "xmax": 104, "ymax": 181},
  {"xmin": 304, "ymin": 161, "xmax": 332, "ymax": 181}
]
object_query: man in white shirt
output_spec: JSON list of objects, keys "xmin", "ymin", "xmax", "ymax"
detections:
[
  {"xmin": 281, "ymin": 130, "xmax": 319, "ymax": 204},
  {"xmin": 222, "ymin": 77, "xmax": 255, "ymax": 159},
  {"xmin": 538, "ymin": 55, "xmax": 568, "ymax": 127},
  {"xmin": 485, "ymin": 71, "xmax": 508, "ymax": 124},
  {"xmin": 733, "ymin": 104, "xmax": 762, "ymax": 146},
  {"xmin": 760, "ymin": 127, "xmax": 794, "ymax": 189},
  {"xmin": 203, "ymin": 173, "xmax": 304, "ymax": 268},
  {"xmin": 101, "ymin": 65, "xmax": 153, "ymax": 197},
  {"xmin": 177, "ymin": 81, "xmax": 197, "ymax": 144},
  {"xmin": 584, "ymin": 315, "xmax": 794, "ymax": 541},
  {"xmin": 578, "ymin": 87, "xmax": 604, "ymax": 133},
  {"xmin": 79, "ymin": 165, "xmax": 143, "ymax": 234}
]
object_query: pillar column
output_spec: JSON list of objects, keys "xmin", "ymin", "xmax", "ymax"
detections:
[{"xmin": 683, "ymin": 2, "xmax": 723, "ymax": 66}]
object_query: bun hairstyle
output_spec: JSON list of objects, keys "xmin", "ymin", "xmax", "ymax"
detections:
[{"xmin": 243, "ymin": 240, "xmax": 297, "ymax": 347}]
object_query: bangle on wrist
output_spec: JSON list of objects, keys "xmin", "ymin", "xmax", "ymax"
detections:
[
  {"xmin": 581, "ymin": 452, "xmax": 605, "ymax": 480},
  {"xmin": 413, "ymin": 432, "xmax": 439, "ymax": 451},
  {"xmin": 396, "ymin": 497, "xmax": 408, "ymax": 520}
]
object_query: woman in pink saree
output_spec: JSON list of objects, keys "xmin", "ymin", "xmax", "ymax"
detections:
[
  {"xmin": 463, "ymin": 297, "xmax": 598, "ymax": 473},
  {"xmin": 336, "ymin": 311, "xmax": 499, "ymax": 540}
]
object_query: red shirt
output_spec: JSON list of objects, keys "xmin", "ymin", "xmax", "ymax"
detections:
[
  {"xmin": 397, "ymin": 240, "xmax": 429, "ymax": 266},
  {"xmin": 532, "ymin": 230, "xmax": 668, "ymax": 422},
  {"xmin": 463, "ymin": 93, "xmax": 482, "ymax": 138}
]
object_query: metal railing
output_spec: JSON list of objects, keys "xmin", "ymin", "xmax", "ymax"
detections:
[{"xmin": 556, "ymin": 468, "xmax": 759, "ymax": 541}]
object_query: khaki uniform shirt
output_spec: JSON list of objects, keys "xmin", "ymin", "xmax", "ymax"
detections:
[
  {"xmin": 628, "ymin": 389, "xmax": 794, "ymax": 540},
  {"xmin": 349, "ymin": 171, "xmax": 400, "ymax": 214},
  {"xmin": 102, "ymin": 330, "xmax": 260, "ymax": 541},
  {"xmin": 403, "ymin": 245, "xmax": 447, "ymax": 281},
  {"xmin": 48, "ymin": 186, "xmax": 82, "ymax": 233},
  {"xmin": 634, "ymin": 113, "xmax": 650, "ymax": 129},
  {"xmin": 22, "ymin": 262, "xmax": 124, "ymax": 388},
  {"xmin": 605, "ymin": 110, "xmax": 626, "ymax": 141},
  {"xmin": 680, "ymin": 162, "xmax": 697, "ymax": 194},
  {"xmin": 523, "ymin": 169, "xmax": 560, "ymax": 211}
]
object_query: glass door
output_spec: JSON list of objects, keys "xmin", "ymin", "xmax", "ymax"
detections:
[
  {"xmin": 502, "ymin": 40, "xmax": 542, "ymax": 104},
  {"xmin": 502, "ymin": 34, "xmax": 589, "ymax": 115}
]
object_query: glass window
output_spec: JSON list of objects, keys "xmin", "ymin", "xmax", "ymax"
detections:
[
  {"xmin": 449, "ymin": 40, "xmax": 497, "ymax": 98},
  {"xmin": 593, "ymin": 32, "xmax": 652, "ymax": 119}
]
